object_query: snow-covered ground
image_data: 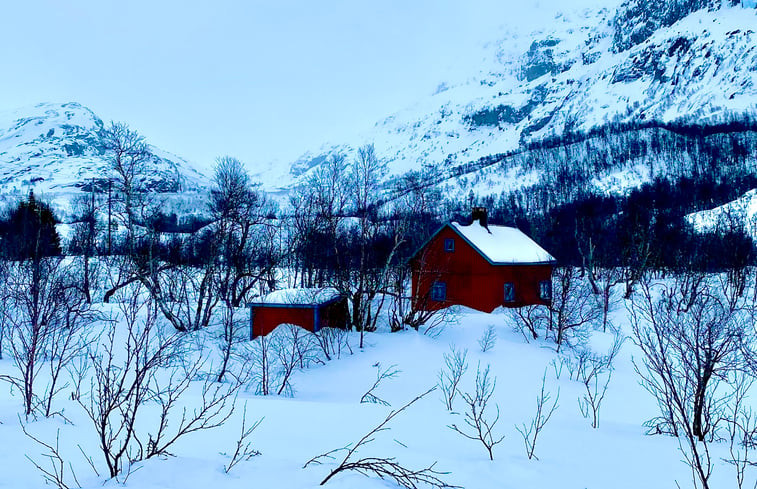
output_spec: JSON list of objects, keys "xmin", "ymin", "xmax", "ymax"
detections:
[
  {"xmin": 0, "ymin": 289, "xmax": 750, "ymax": 489},
  {"xmin": 689, "ymin": 188, "xmax": 757, "ymax": 239}
]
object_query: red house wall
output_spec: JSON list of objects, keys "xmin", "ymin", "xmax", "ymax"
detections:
[
  {"xmin": 412, "ymin": 225, "xmax": 553, "ymax": 313},
  {"xmin": 252, "ymin": 306, "xmax": 315, "ymax": 337},
  {"xmin": 251, "ymin": 299, "xmax": 349, "ymax": 337}
]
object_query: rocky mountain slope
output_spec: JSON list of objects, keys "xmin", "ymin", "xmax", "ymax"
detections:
[{"xmin": 281, "ymin": 3, "xmax": 757, "ymax": 203}]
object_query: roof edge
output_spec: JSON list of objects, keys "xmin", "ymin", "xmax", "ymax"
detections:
[{"xmin": 409, "ymin": 221, "xmax": 557, "ymax": 266}]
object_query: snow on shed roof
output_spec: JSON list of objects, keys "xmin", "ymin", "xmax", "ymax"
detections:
[
  {"xmin": 251, "ymin": 288, "xmax": 342, "ymax": 306},
  {"xmin": 450, "ymin": 222, "xmax": 556, "ymax": 264}
]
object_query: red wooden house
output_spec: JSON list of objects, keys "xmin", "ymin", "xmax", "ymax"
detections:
[
  {"xmin": 247, "ymin": 288, "xmax": 349, "ymax": 338},
  {"xmin": 410, "ymin": 209, "xmax": 556, "ymax": 313}
]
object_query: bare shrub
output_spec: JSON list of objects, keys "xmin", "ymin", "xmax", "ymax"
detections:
[
  {"xmin": 244, "ymin": 325, "xmax": 321, "ymax": 397},
  {"xmin": 438, "ymin": 346, "xmax": 468, "ymax": 411},
  {"xmin": 549, "ymin": 357, "xmax": 565, "ymax": 380},
  {"xmin": 21, "ymin": 424, "xmax": 81, "ymax": 489},
  {"xmin": 477, "ymin": 325, "xmax": 497, "ymax": 353},
  {"xmin": 41, "ymin": 294, "xmax": 97, "ymax": 420},
  {"xmin": 77, "ymin": 286, "xmax": 239, "ymax": 478},
  {"xmin": 449, "ymin": 363, "xmax": 505, "ymax": 460},
  {"xmin": 361, "ymin": 363, "xmax": 400, "ymax": 406},
  {"xmin": 391, "ymin": 269, "xmax": 457, "ymax": 337},
  {"xmin": 272, "ymin": 325, "xmax": 321, "ymax": 396},
  {"xmin": 315, "ymin": 327, "xmax": 353, "ymax": 361},
  {"xmin": 305, "ymin": 387, "xmax": 458, "ymax": 488},
  {"xmin": 216, "ymin": 305, "xmax": 247, "ymax": 383},
  {"xmin": 223, "ymin": 403, "xmax": 263, "ymax": 474},
  {"xmin": 548, "ymin": 267, "xmax": 601, "ymax": 352},
  {"xmin": 515, "ymin": 370, "xmax": 559, "ymax": 460},
  {"xmin": 509, "ymin": 305, "xmax": 548, "ymax": 342},
  {"xmin": 2, "ymin": 258, "xmax": 94, "ymax": 418},
  {"xmin": 244, "ymin": 334, "xmax": 275, "ymax": 396},
  {"xmin": 724, "ymin": 373, "xmax": 757, "ymax": 489},
  {"xmin": 151, "ymin": 265, "xmax": 220, "ymax": 333},
  {"xmin": 575, "ymin": 336, "xmax": 623, "ymax": 429}
]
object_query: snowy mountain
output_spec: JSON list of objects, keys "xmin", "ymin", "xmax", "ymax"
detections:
[
  {"xmin": 0, "ymin": 102, "xmax": 210, "ymax": 220},
  {"xmin": 3, "ymin": 4, "xmax": 757, "ymax": 223},
  {"xmin": 278, "ymin": 4, "xmax": 757, "ymax": 201}
]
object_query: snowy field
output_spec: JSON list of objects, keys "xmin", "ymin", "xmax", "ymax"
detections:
[{"xmin": 0, "ymin": 285, "xmax": 751, "ymax": 489}]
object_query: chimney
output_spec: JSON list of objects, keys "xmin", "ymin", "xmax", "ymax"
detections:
[{"xmin": 472, "ymin": 207, "xmax": 488, "ymax": 230}]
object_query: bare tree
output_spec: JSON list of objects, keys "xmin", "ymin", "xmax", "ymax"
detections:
[
  {"xmin": 515, "ymin": 370, "xmax": 559, "ymax": 460},
  {"xmin": 69, "ymin": 190, "xmax": 101, "ymax": 304},
  {"xmin": 448, "ymin": 363, "xmax": 505, "ymax": 460},
  {"xmin": 629, "ymin": 275, "xmax": 750, "ymax": 489},
  {"xmin": 102, "ymin": 155, "xmax": 281, "ymax": 334},
  {"xmin": 0, "ymin": 259, "xmax": 9, "ymax": 360},
  {"xmin": 101, "ymin": 121, "xmax": 150, "ymax": 254},
  {"xmin": 386, "ymin": 174, "xmax": 446, "ymax": 334},
  {"xmin": 288, "ymin": 154, "xmax": 349, "ymax": 289},
  {"xmin": 438, "ymin": 346, "xmax": 468, "ymax": 412},
  {"xmin": 305, "ymin": 387, "xmax": 458, "ymax": 488},
  {"xmin": 592, "ymin": 267, "xmax": 624, "ymax": 332},
  {"xmin": 211, "ymin": 156, "xmax": 280, "ymax": 308}
]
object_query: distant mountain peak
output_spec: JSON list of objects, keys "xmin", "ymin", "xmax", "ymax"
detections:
[{"xmin": 0, "ymin": 101, "xmax": 210, "ymax": 220}]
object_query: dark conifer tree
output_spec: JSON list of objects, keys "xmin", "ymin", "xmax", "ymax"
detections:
[{"xmin": 0, "ymin": 191, "xmax": 62, "ymax": 260}]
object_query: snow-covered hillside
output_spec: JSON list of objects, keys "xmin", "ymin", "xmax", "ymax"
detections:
[
  {"xmin": 279, "ymin": 4, "xmax": 757, "ymax": 200},
  {"xmin": 689, "ymin": 188, "xmax": 757, "ymax": 237},
  {"xmin": 0, "ymin": 102, "xmax": 210, "ymax": 220}
]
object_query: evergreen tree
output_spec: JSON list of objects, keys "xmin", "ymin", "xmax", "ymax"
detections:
[{"xmin": 0, "ymin": 191, "xmax": 62, "ymax": 260}]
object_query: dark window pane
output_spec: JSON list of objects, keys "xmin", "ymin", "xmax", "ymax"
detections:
[
  {"xmin": 504, "ymin": 282, "xmax": 515, "ymax": 302},
  {"xmin": 539, "ymin": 280, "xmax": 552, "ymax": 300},
  {"xmin": 431, "ymin": 281, "xmax": 447, "ymax": 301}
]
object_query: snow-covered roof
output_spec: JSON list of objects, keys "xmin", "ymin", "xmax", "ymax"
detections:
[
  {"xmin": 450, "ymin": 222, "xmax": 556, "ymax": 264},
  {"xmin": 251, "ymin": 287, "xmax": 342, "ymax": 306}
]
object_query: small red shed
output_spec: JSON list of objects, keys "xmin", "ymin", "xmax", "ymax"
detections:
[
  {"xmin": 247, "ymin": 288, "xmax": 349, "ymax": 338},
  {"xmin": 410, "ymin": 209, "xmax": 556, "ymax": 313}
]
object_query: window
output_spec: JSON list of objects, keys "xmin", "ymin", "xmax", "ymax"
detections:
[
  {"xmin": 431, "ymin": 281, "xmax": 447, "ymax": 302},
  {"xmin": 504, "ymin": 282, "xmax": 515, "ymax": 302},
  {"xmin": 444, "ymin": 238, "xmax": 455, "ymax": 252},
  {"xmin": 539, "ymin": 280, "xmax": 552, "ymax": 300}
]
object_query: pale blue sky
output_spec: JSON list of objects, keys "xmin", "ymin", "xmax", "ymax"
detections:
[{"xmin": 0, "ymin": 1, "xmax": 517, "ymax": 172}]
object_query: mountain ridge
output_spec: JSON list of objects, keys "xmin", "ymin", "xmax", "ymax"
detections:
[{"xmin": 278, "ymin": 4, "xmax": 757, "ymax": 202}]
